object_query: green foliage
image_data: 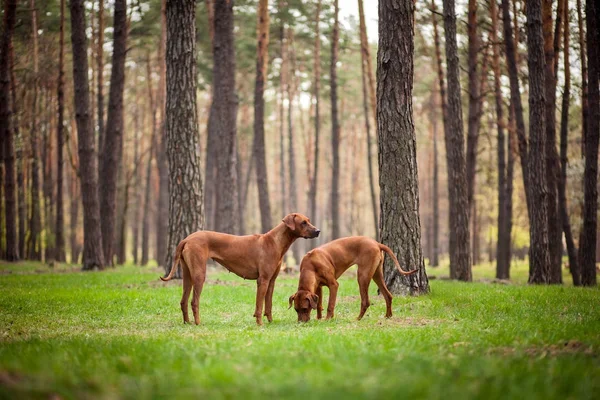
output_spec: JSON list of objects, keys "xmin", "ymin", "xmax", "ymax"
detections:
[{"xmin": 1, "ymin": 263, "xmax": 598, "ymax": 399}]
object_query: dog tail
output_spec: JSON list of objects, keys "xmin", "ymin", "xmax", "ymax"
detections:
[
  {"xmin": 160, "ymin": 240, "xmax": 185, "ymax": 281},
  {"xmin": 378, "ymin": 243, "xmax": 419, "ymax": 276}
]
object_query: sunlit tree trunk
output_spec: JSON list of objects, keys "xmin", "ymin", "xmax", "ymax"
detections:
[
  {"xmin": 308, "ymin": 0, "xmax": 321, "ymax": 227},
  {"xmin": 55, "ymin": 0, "xmax": 66, "ymax": 262},
  {"xmin": 330, "ymin": 0, "xmax": 340, "ymax": 240}
]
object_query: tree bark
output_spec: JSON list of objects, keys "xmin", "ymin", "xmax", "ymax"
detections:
[
  {"xmin": 253, "ymin": 0, "xmax": 273, "ymax": 233},
  {"xmin": 55, "ymin": 0, "xmax": 66, "ymax": 262},
  {"xmin": 70, "ymin": 0, "xmax": 105, "ymax": 270},
  {"xmin": 526, "ymin": 0, "xmax": 551, "ymax": 284},
  {"xmin": 542, "ymin": 0, "xmax": 562, "ymax": 284},
  {"xmin": 378, "ymin": 0, "xmax": 429, "ymax": 295},
  {"xmin": 442, "ymin": 0, "xmax": 471, "ymax": 281},
  {"xmin": 465, "ymin": 0, "xmax": 480, "ymax": 213},
  {"xmin": 68, "ymin": 119, "xmax": 81, "ymax": 264},
  {"xmin": 99, "ymin": 0, "xmax": 128, "ymax": 266},
  {"xmin": 330, "ymin": 0, "xmax": 340, "ymax": 240},
  {"xmin": 0, "ymin": 0, "xmax": 18, "ymax": 261},
  {"xmin": 579, "ymin": 0, "xmax": 599, "ymax": 286},
  {"xmin": 576, "ymin": 0, "xmax": 587, "ymax": 155},
  {"xmin": 97, "ymin": 0, "xmax": 105, "ymax": 156},
  {"xmin": 308, "ymin": 0, "xmax": 321, "ymax": 226},
  {"xmin": 213, "ymin": 0, "xmax": 239, "ymax": 234},
  {"xmin": 156, "ymin": 0, "xmax": 168, "ymax": 268},
  {"xmin": 358, "ymin": 0, "xmax": 378, "ymax": 240},
  {"xmin": 558, "ymin": 4, "xmax": 579, "ymax": 285},
  {"xmin": 278, "ymin": 16, "xmax": 286, "ymax": 218},
  {"xmin": 164, "ymin": 0, "xmax": 204, "ymax": 273}
]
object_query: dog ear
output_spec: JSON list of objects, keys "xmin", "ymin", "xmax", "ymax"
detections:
[
  {"xmin": 308, "ymin": 294, "xmax": 319, "ymax": 309},
  {"xmin": 282, "ymin": 214, "xmax": 297, "ymax": 230},
  {"xmin": 288, "ymin": 294, "xmax": 296, "ymax": 309}
]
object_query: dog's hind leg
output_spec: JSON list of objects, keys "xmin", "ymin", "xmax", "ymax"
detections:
[
  {"xmin": 180, "ymin": 260, "xmax": 192, "ymax": 324},
  {"xmin": 184, "ymin": 249, "xmax": 207, "ymax": 325},
  {"xmin": 372, "ymin": 259, "xmax": 393, "ymax": 318}
]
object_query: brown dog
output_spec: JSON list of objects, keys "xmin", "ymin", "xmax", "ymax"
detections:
[
  {"xmin": 161, "ymin": 213, "xmax": 320, "ymax": 325},
  {"xmin": 289, "ymin": 236, "xmax": 417, "ymax": 322}
]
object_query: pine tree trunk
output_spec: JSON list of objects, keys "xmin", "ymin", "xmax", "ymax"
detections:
[
  {"xmin": 164, "ymin": 0, "xmax": 204, "ymax": 274},
  {"xmin": 213, "ymin": 0, "xmax": 239, "ymax": 234},
  {"xmin": 97, "ymin": 0, "xmax": 105, "ymax": 155},
  {"xmin": 442, "ymin": 0, "xmax": 471, "ymax": 281},
  {"xmin": 501, "ymin": 0, "xmax": 531, "ymax": 220},
  {"xmin": 558, "ymin": 4, "xmax": 578, "ymax": 285},
  {"xmin": 9, "ymin": 41, "xmax": 25, "ymax": 259},
  {"xmin": 131, "ymin": 94, "xmax": 141, "ymax": 264},
  {"xmin": 378, "ymin": 0, "xmax": 429, "ymax": 295},
  {"xmin": 542, "ymin": 0, "xmax": 562, "ymax": 284},
  {"xmin": 69, "ymin": 119, "xmax": 81, "ymax": 264},
  {"xmin": 42, "ymin": 90, "xmax": 55, "ymax": 262},
  {"xmin": 579, "ymin": 0, "xmax": 599, "ymax": 286},
  {"xmin": 576, "ymin": 0, "xmax": 587, "ymax": 155},
  {"xmin": 308, "ymin": 0, "xmax": 321, "ymax": 226},
  {"xmin": 55, "ymin": 0, "xmax": 66, "ymax": 262},
  {"xmin": 526, "ymin": 0, "xmax": 551, "ymax": 284},
  {"xmin": 100, "ymin": 0, "xmax": 127, "ymax": 266},
  {"xmin": 491, "ymin": 0, "xmax": 508, "ymax": 279},
  {"xmin": 358, "ymin": 0, "xmax": 378, "ymax": 240},
  {"xmin": 465, "ymin": 0, "xmax": 480, "ymax": 214},
  {"xmin": 431, "ymin": 97, "xmax": 439, "ymax": 267},
  {"xmin": 278, "ymin": 17, "xmax": 286, "ymax": 218},
  {"xmin": 253, "ymin": 0, "xmax": 273, "ymax": 233},
  {"xmin": 156, "ymin": 0, "xmax": 168, "ymax": 268},
  {"xmin": 0, "ymin": 0, "xmax": 18, "ymax": 261},
  {"xmin": 70, "ymin": 0, "xmax": 105, "ymax": 270},
  {"xmin": 330, "ymin": 0, "xmax": 340, "ymax": 240},
  {"xmin": 505, "ymin": 103, "xmax": 515, "ymax": 272},
  {"xmin": 204, "ymin": 0, "xmax": 216, "ymax": 230}
]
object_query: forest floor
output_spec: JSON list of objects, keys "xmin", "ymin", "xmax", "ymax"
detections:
[{"xmin": 0, "ymin": 260, "xmax": 598, "ymax": 399}]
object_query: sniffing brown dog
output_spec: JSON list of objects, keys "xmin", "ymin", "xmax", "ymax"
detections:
[
  {"xmin": 161, "ymin": 213, "xmax": 320, "ymax": 325},
  {"xmin": 289, "ymin": 236, "xmax": 417, "ymax": 322}
]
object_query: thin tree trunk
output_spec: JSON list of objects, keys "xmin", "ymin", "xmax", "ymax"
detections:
[
  {"xmin": 69, "ymin": 119, "xmax": 80, "ymax": 264},
  {"xmin": 330, "ymin": 0, "xmax": 340, "ymax": 240},
  {"xmin": 576, "ymin": 0, "xmax": 587, "ymax": 155},
  {"xmin": 579, "ymin": 0, "xmax": 599, "ymax": 287},
  {"xmin": 465, "ymin": 0, "xmax": 480, "ymax": 213},
  {"xmin": 526, "ymin": 0, "xmax": 551, "ymax": 284},
  {"xmin": 558, "ymin": 4, "xmax": 579, "ymax": 285},
  {"xmin": 287, "ymin": 27, "xmax": 301, "ymax": 263},
  {"xmin": 131, "ymin": 93, "xmax": 141, "ymax": 264},
  {"xmin": 141, "ymin": 57, "xmax": 156, "ymax": 266},
  {"xmin": 0, "ymin": 0, "xmax": 18, "ymax": 261},
  {"xmin": 542, "ymin": 0, "xmax": 562, "ymax": 284},
  {"xmin": 213, "ymin": 0, "xmax": 239, "ymax": 235},
  {"xmin": 278, "ymin": 16, "xmax": 286, "ymax": 217},
  {"xmin": 204, "ymin": 0, "xmax": 216, "ymax": 229},
  {"xmin": 491, "ymin": 0, "xmax": 508, "ymax": 279},
  {"xmin": 253, "ymin": 0, "xmax": 273, "ymax": 233},
  {"xmin": 308, "ymin": 0, "xmax": 321, "ymax": 226},
  {"xmin": 378, "ymin": 0, "xmax": 429, "ymax": 295},
  {"xmin": 359, "ymin": 0, "xmax": 378, "ymax": 241},
  {"xmin": 164, "ymin": 0, "xmax": 204, "ymax": 274},
  {"xmin": 501, "ymin": 0, "xmax": 531, "ymax": 219},
  {"xmin": 70, "ymin": 0, "xmax": 105, "ymax": 270},
  {"xmin": 99, "ymin": 0, "xmax": 127, "ymax": 266},
  {"xmin": 97, "ymin": 0, "xmax": 105, "ymax": 154},
  {"xmin": 442, "ymin": 0, "xmax": 471, "ymax": 281},
  {"xmin": 431, "ymin": 95, "xmax": 440, "ymax": 267},
  {"xmin": 506, "ymin": 103, "xmax": 515, "ymax": 273},
  {"xmin": 55, "ymin": 0, "xmax": 66, "ymax": 262},
  {"xmin": 156, "ymin": 0, "xmax": 168, "ymax": 268},
  {"xmin": 9, "ymin": 40, "xmax": 25, "ymax": 259},
  {"xmin": 42, "ymin": 89, "xmax": 55, "ymax": 262}
]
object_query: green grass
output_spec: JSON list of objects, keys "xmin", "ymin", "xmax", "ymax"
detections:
[{"xmin": 0, "ymin": 261, "xmax": 599, "ymax": 399}]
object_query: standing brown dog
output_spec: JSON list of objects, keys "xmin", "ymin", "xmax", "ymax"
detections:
[
  {"xmin": 161, "ymin": 213, "xmax": 320, "ymax": 325},
  {"xmin": 289, "ymin": 236, "xmax": 417, "ymax": 322}
]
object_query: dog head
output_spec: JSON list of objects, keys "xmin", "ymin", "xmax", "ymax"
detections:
[
  {"xmin": 282, "ymin": 213, "xmax": 320, "ymax": 239},
  {"xmin": 288, "ymin": 290, "xmax": 319, "ymax": 322}
]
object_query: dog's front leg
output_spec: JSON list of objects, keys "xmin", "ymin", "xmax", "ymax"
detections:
[{"xmin": 254, "ymin": 276, "xmax": 269, "ymax": 325}]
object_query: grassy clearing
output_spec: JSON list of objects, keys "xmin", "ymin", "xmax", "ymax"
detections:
[{"xmin": 0, "ymin": 261, "xmax": 598, "ymax": 399}]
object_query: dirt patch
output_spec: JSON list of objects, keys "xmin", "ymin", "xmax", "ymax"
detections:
[{"xmin": 489, "ymin": 340, "xmax": 597, "ymax": 357}]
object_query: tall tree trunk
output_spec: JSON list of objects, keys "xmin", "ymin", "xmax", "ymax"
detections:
[
  {"xmin": 97, "ymin": 0, "xmax": 105, "ymax": 154},
  {"xmin": 156, "ymin": 0, "xmax": 168, "ymax": 268},
  {"xmin": 0, "ymin": 0, "xmax": 18, "ymax": 261},
  {"xmin": 253, "ymin": 0, "xmax": 273, "ymax": 233},
  {"xmin": 70, "ymin": 0, "xmax": 105, "ymax": 270},
  {"xmin": 442, "ymin": 0, "xmax": 471, "ymax": 281},
  {"xmin": 465, "ymin": 0, "xmax": 480, "ymax": 214},
  {"xmin": 491, "ymin": 0, "xmax": 509, "ymax": 279},
  {"xmin": 9, "ymin": 40, "xmax": 25, "ymax": 259},
  {"xmin": 140, "ymin": 133, "xmax": 154, "ymax": 266},
  {"xmin": 359, "ymin": 0, "xmax": 378, "ymax": 241},
  {"xmin": 378, "ymin": 0, "xmax": 429, "ymax": 295},
  {"xmin": 213, "ymin": 0, "xmax": 239, "ymax": 234},
  {"xmin": 308, "ymin": 0, "xmax": 321, "ymax": 226},
  {"xmin": 55, "ymin": 0, "xmax": 66, "ymax": 262},
  {"xmin": 68, "ymin": 119, "xmax": 80, "ymax": 264},
  {"xmin": 526, "ymin": 0, "xmax": 551, "ymax": 284},
  {"xmin": 330, "ymin": 0, "xmax": 340, "ymax": 240},
  {"xmin": 278, "ymin": 17, "xmax": 286, "ymax": 217},
  {"xmin": 542, "ymin": 0, "xmax": 562, "ymax": 284},
  {"xmin": 501, "ymin": 0, "xmax": 531, "ymax": 219},
  {"xmin": 100, "ymin": 0, "xmax": 128, "ymax": 266},
  {"xmin": 576, "ymin": 0, "xmax": 587, "ymax": 155},
  {"xmin": 131, "ymin": 93, "xmax": 141, "ymax": 264},
  {"xmin": 431, "ymin": 95, "xmax": 440, "ymax": 267},
  {"xmin": 164, "ymin": 0, "xmax": 204, "ymax": 274},
  {"xmin": 42, "ymin": 90, "xmax": 55, "ymax": 262},
  {"xmin": 579, "ymin": 0, "xmax": 599, "ymax": 287},
  {"xmin": 558, "ymin": 4, "xmax": 578, "ymax": 285},
  {"xmin": 506, "ymin": 103, "xmax": 515, "ymax": 273}
]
